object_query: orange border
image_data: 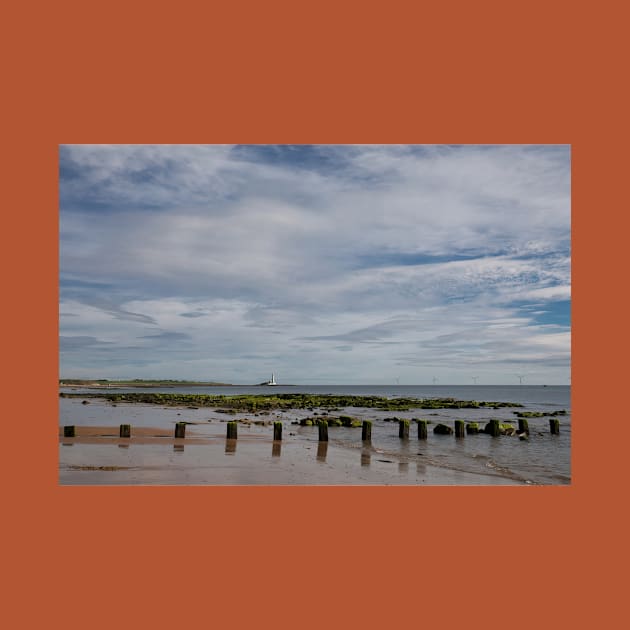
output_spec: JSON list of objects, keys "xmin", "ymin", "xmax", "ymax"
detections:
[{"xmin": 4, "ymin": 1, "xmax": 623, "ymax": 628}]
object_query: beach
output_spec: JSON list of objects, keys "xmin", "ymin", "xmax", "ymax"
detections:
[
  {"xmin": 59, "ymin": 426, "xmax": 521, "ymax": 486},
  {"xmin": 58, "ymin": 386, "xmax": 570, "ymax": 485}
]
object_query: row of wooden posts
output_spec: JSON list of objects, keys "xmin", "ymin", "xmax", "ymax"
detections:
[{"xmin": 62, "ymin": 418, "xmax": 561, "ymax": 440}]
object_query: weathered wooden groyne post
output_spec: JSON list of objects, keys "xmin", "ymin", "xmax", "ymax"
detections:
[
  {"xmin": 362, "ymin": 420, "xmax": 372, "ymax": 442},
  {"xmin": 317, "ymin": 441, "xmax": 328, "ymax": 461},
  {"xmin": 318, "ymin": 420, "xmax": 328, "ymax": 442},
  {"xmin": 273, "ymin": 421, "xmax": 282, "ymax": 441},
  {"xmin": 487, "ymin": 419, "xmax": 501, "ymax": 437},
  {"xmin": 518, "ymin": 418, "xmax": 530, "ymax": 435},
  {"xmin": 399, "ymin": 419, "xmax": 410, "ymax": 439},
  {"xmin": 549, "ymin": 418, "xmax": 560, "ymax": 435},
  {"xmin": 63, "ymin": 425, "xmax": 75, "ymax": 438},
  {"xmin": 227, "ymin": 421, "xmax": 238, "ymax": 440},
  {"xmin": 466, "ymin": 422, "xmax": 479, "ymax": 435},
  {"xmin": 119, "ymin": 424, "xmax": 131, "ymax": 438},
  {"xmin": 417, "ymin": 420, "xmax": 428, "ymax": 440},
  {"xmin": 454, "ymin": 420, "xmax": 465, "ymax": 438},
  {"xmin": 174, "ymin": 422, "xmax": 186, "ymax": 438}
]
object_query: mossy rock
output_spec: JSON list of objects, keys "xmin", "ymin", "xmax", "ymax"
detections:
[{"xmin": 433, "ymin": 423, "xmax": 453, "ymax": 435}]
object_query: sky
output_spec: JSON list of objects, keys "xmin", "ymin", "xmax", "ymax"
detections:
[{"xmin": 59, "ymin": 144, "xmax": 571, "ymax": 385}]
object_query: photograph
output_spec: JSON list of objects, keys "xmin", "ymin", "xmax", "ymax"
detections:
[{"xmin": 59, "ymin": 144, "xmax": 571, "ymax": 485}]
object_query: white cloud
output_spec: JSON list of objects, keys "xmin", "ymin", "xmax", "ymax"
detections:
[{"xmin": 59, "ymin": 144, "xmax": 571, "ymax": 383}]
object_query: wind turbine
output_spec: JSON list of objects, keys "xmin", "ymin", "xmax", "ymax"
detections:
[
  {"xmin": 472, "ymin": 376, "xmax": 479, "ymax": 385},
  {"xmin": 432, "ymin": 376, "xmax": 438, "ymax": 385},
  {"xmin": 516, "ymin": 374, "xmax": 525, "ymax": 385}
]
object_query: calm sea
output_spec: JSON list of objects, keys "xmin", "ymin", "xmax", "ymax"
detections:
[{"xmin": 59, "ymin": 385, "xmax": 571, "ymax": 485}]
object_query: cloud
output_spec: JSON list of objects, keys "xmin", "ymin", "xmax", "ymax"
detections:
[{"xmin": 59, "ymin": 144, "xmax": 571, "ymax": 383}]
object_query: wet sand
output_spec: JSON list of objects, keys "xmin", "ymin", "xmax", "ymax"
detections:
[{"xmin": 59, "ymin": 425, "xmax": 521, "ymax": 485}]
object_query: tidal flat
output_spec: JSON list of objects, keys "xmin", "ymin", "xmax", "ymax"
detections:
[{"xmin": 59, "ymin": 389, "xmax": 570, "ymax": 485}]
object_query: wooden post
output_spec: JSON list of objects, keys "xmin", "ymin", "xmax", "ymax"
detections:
[
  {"xmin": 318, "ymin": 420, "xmax": 328, "ymax": 442},
  {"xmin": 273, "ymin": 421, "xmax": 282, "ymax": 441},
  {"xmin": 399, "ymin": 419, "xmax": 410, "ymax": 439},
  {"xmin": 227, "ymin": 421, "xmax": 238, "ymax": 440},
  {"xmin": 518, "ymin": 418, "xmax": 530, "ymax": 435},
  {"xmin": 317, "ymin": 441, "xmax": 328, "ymax": 461},
  {"xmin": 362, "ymin": 420, "xmax": 372, "ymax": 442},
  {"xmin": 174, "ymin": 422, "xmax": 186, "ymax": 438},
  {"xmin": 63, "ymin": 425, "xmax": 75, "ymax": 438},
  {"xmin": 488, "ymin": 419, "xmax": 501, "ymax": 437},
  {"xmin": 549, "ymin": 418, "xmax": 560, "ymax": 435},
  {"xmin": 417, "ymin": 420, "xmax": 428, "ymax": 440},
  {"xmin": 119, "ymin": 424, "xmax": 131, "ymax": 438},
  {"xmin": 455, "ymin": 420, "xmax": 465, "ymax": 438},
  {"xmin": 466, "ymin": 423, "xmax": 479, "ymax": 435}
]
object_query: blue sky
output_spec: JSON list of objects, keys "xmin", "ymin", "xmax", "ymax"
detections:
[{"xmin": 59, "ymin": 144, "xmax": 571, "ymax": 384}]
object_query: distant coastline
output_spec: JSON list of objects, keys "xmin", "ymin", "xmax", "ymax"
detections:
[{"xmin": 59, "ymin": 379, "xmax": 235, "ymax": 388}]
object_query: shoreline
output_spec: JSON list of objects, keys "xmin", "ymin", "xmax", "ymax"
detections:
[
  {"xmin": 58, "ymin": 391, "xmax": 570, "ymax": 486},
  {"xmin": 58, "ymin": 424, "xmax": 530, "ymax": 486}
]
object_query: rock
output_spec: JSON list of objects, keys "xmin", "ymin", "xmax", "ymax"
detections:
[{"xmin": 433, "ymin": 423, "xmax": 453, "ymax": 435}]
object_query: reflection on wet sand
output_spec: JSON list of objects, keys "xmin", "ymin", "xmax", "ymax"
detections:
[
  {"xmin": 272, "ymin": 442, "xmax": 282, "ymax": 457},
  {"xmin": 361, "ymin": 449, "xmax": 371, "ymax": 467},
  {"xmin": 118, "ymin": 443, "xmax": 129, "ymax": 449},
  {"xmin": 174, "ymin": 444, "xmax": 184, "ymax": 453},
  {"xmin": 317, "ymin": 442, "xmax": 328, "ymax": 462},
  {"xmin": 225, "ymin": 439, "xmax": 237, "ymax": 455},
  {"xmin": 398, "ymin": 462, "xmax": 409, "ymax": 474},
  {"xmin": 62, "ymin": 443, "xmax": 73, "ymax": 447},
  {"xmin": 416, "ymin": 461, "xmax": 427, "ymax": 476}
]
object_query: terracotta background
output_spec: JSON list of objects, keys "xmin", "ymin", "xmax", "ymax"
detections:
[{"xmin": 2, "ymin": 1, "xmax": 626, "ymax": 628}]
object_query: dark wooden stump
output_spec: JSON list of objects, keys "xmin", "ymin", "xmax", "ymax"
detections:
[
  {"xmin": 518, "ymin": 418, "xmax": 530, "ymax": 435},
  {"xmin": 317, "ymin": 441, "xmax": 328, "ymax": 460},
  {"xmin": 466, "ymin": 423, "xmax": 479, "ymax": 434},
  {"xmin": 455, "ymin": 420, "xmax": 465, "ymax": 438},
  {"xmin": 399, "ymin": 419, "xmax": 410, "ymax": 439},
  {"xmin": 549, "ymin": 418, "xmax": 560, "ymax": 435},
  {"xmin": 63, "ymin": 425, "xmax": 75, "ymax": 438},
  {"xmin": 227, "ymin": 421, "xmax": 238, "ymax": 440},
  {"xmin": 417, "ymin": 420, "xmax": 428, "ymax": 440},
  {"xmin": 362, "ymin": 420, "xmax": 372, "ymax": 442},
  {"xmin": 174, "ymin": 422, "xmax": 186, "ymax": 438},
  {"xmin": 318, "ymin": 420, "xmax": 328, "ymax": 442},
  {"xmin": 487, "ymin": 419, "xmax": 500, "ymax": 437},
  {"xmin": 273, "ymin": 421, "xmax": 282, "ymax": 441},
  {"xmin": 119, "ymin": 424, "xmax": 131, "ymax": 438}
]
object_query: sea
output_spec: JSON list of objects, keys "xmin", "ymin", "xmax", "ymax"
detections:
[{"xmin": 59, "ymin": 384, "xmax": 571, "ymax": 485}]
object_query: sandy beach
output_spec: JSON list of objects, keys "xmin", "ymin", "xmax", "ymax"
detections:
[{"xmin": 59, "ymin": 423, "xmax": 522, "ymax": 486}]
